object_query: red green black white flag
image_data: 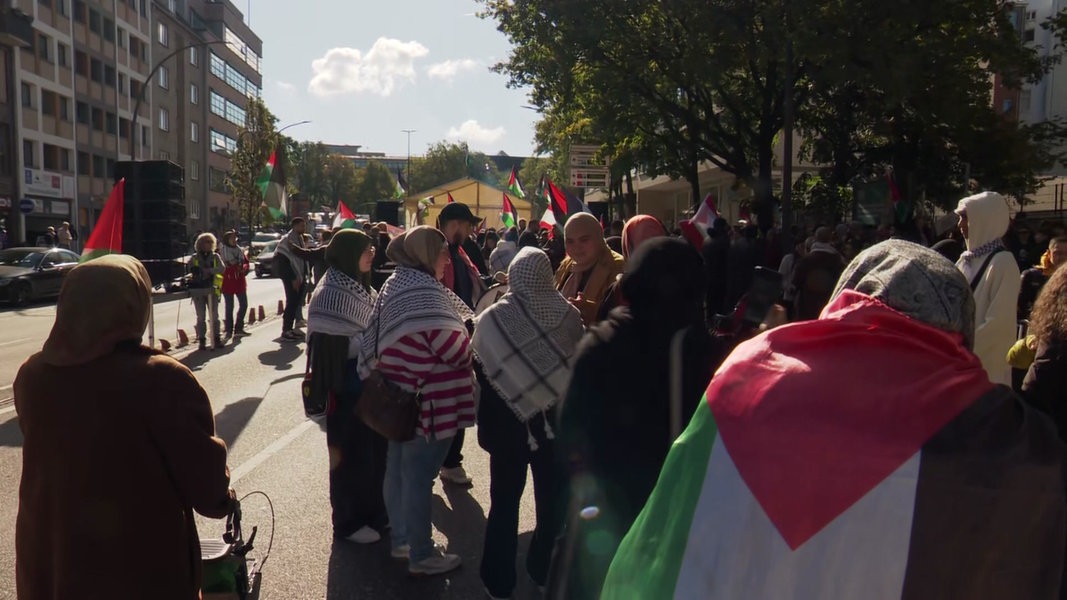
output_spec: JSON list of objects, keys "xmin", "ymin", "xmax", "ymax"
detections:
[
  {"xmin": 80, "ymin": 178, "xmax": 124, "ymax": 263},
  {"xmin": 256, "ymin": 147, "xmax": 288, "ymax": 217}
]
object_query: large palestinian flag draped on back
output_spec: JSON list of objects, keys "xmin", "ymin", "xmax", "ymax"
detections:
[{"xmin": 602, "ymin": 291, "xmax": 1066, "ymax": 600}]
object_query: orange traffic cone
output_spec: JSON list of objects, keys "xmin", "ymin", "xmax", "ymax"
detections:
[
  {"xmin": 159, "ymin": 339, "xmax": 172, "ymax": 352},
  {"xmin": 277, "ymin": 300, "xmax": 284, "ymax": 315},
  {"xmin": 259, "ymin": 305, "xmax": 266, "ymax": 321},
  {"xmin": 177, "ymin": 329, "xmax": 189, "ymax": 347}
]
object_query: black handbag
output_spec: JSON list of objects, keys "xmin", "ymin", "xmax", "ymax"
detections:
[
  {"xmin": 301, "ymin": 341, "xmax": 330, "ymax": 419},
  {"xmin": 355, "ymin": 295, "xmax": 420, "ymax": 442}
]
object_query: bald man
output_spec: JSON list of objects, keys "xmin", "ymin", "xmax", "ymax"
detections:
[{"xmin": 554, "ymin": 213, "xmax": 626, "ymax": 325}]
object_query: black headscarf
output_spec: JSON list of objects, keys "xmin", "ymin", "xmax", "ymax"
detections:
[{"xmin": 620, "ymin": 237, "xmax": 708, "ymax": 337}]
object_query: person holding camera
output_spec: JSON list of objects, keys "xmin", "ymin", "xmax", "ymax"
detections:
[{"xmin": 189, "ymin": 233, "xmax": 224, "ymax": 350}]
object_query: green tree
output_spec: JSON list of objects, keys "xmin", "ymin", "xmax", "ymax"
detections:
[
  {"xmin": 518, "ymin": 154, "xmax": 566, "ymax": 218},
  {"xmin": 354, "ymin": 161, "xmax": 397, "ymax": 213},
  {"xmin": 321, "ymin": 154, "xmax": 358, "ymax": 210},
  {"xmin": 225, "ymin": 97, "xmax": 279, "ymax": 230},
  {"xmin": 288, "ymin": 142, "xmax": 330, "ymax": 210}
]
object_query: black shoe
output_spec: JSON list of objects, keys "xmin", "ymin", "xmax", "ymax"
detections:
[
  {"xmin": 199, "ymin": 340, "xmax": 206, "ymax": 351},
  {"xmin": 213, "ymin": 338, "xmax": 223, "ymax": 349},
  {"xmin": 234, "ymin": 327, "xmax": 249, "ymax": 337}
]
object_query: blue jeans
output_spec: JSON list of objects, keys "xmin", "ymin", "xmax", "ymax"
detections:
[{"xmin": 384, "ymin": 435, "xmax": 454, "ymax": 561}]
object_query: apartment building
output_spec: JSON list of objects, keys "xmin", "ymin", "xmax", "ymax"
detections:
[
  {"xmin": 0, "ymin": 8, "xmax": 34, "ymax": 242},
  {"xmin": 1, "ymin": 0, "xmax": 260, "ymax": 245}
]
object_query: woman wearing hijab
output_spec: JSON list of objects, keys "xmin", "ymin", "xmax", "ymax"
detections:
[
  {"xmin": 473, "ymin": 247, "xmax": 585, "ymax": 600},
  {"xmin": 596, "ymin": 215, "xmax": 668, "ymax": 321},
  {"xmin": 551, "ymin": 237, "xmax": 721, "ymax": 599},
  {"xmin": 14, "ymin": 255, "xmax": 234, "ymax": 599},
  {"xmin": 555, "ymin": 212, "xmax": 626, "ymax": 326},
  {"xmin": 306, "ymin": 230, "xmax": 387, "ymax": 545},
  {"xmin": 359, "ymin": 226, "xmax": 476, "ymax": 576}
]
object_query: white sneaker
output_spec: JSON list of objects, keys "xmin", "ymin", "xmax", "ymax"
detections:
[
  {"xmin": 409, "ymin": 551, "xmax": 462, "ymax": 576},
  {"xmin": 440, "ymin": 466, "xmax": 473, "ymax": 485},
  {"xmin": 344, "ymin": 526, "xmax": 381, "ymax": 544},
  {"xmin": 390, "ymin": 544, "xmax": 410, "ymax": 560}
]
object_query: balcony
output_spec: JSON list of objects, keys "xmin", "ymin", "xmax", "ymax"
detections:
[{"xmin": 0, "ymin": 7, "xmax": 34, "ymax": 48}]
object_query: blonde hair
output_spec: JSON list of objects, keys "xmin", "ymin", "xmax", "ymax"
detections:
[{"xmin": 195, "ymin": 232, "xmax": 217, "ymax": 252}]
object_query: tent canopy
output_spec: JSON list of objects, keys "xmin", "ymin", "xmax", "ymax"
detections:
[{"xmin": 404, "ymin": 177, "xmax": 533, "ymax": 230}]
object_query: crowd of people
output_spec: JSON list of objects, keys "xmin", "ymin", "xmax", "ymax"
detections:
[{"xmin": 12, "ymin": 190, "xmax": 1067, "ymax": 598}]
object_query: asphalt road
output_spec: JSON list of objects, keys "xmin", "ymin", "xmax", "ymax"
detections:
[{"xmin": 0, "ymin": 278, "xmax": 542, "ymax": 600}]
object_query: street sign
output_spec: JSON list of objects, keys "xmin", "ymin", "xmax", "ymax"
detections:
[
  {"xmin": 570, "ymin": 170, "xmax": 610, "ymax": 189},
  {"xmin": 18, "ymin": 198, "xmax": 34, "ymax": 214},
  {"xmin": 569, "ymin": 144, "xmax": 610, "ymax": 168}
]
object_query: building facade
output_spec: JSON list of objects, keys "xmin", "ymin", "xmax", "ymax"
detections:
[{"xmin": 3, "ymin": 0, "xmax": 260, "ymax": 246}]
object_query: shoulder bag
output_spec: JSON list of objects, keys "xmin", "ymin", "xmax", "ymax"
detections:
[{"xmin": 355, "ymin": 295, "xmax": 420, "ymax": 442}]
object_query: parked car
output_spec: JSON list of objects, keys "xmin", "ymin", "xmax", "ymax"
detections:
[
  {"xmin": 250, "ymin": 231, "xmax": 281, "ymax": 257},
  {"xmin": 0, "ymin": 247, "xmax": 81, "ymax": 306},
  {"xmin": 254, "ymin": 240, "xmax": 279, "ymax": 278}
]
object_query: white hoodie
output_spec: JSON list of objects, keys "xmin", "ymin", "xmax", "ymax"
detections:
[{"xmin": 954, "ymin": 192, "xmax": 1020, "ymax": 385}]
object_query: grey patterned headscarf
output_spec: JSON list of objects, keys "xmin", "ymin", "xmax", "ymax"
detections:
[{"xmin": 831, "ymin": 240, "xmax": 976, "ymax": 350}]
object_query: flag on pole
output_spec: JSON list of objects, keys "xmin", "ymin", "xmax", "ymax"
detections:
[
  {"xmin": 255, "ymin": 147, "xmax": 288, "ymax": 217},
  {"xmin": 447, "ymin": 192, "xmax": 456, "ymax": 204},
  {"xmin": 539, "ymin": 205, "xmax": 558, "ymax": 238},
  {"xmin": 80, "ymin": 178, "xmax": 125, "ymax": 262},
  {"xmin": 395, "ymin": 167, "xmax": 408, "ymax": 200},
  {"xmin": 331, "ymin": 200, "xmax": 358, "ymax": 230},
  {"xmin": 544, "ymin": 177, "xmax": 588, "ymax": 222},
  {"xmin": 692, "ymin": 193, "xmax": 721, "ymax": 229},
  {"xmin": 507, "ymin": 167, "xmax": 526, "ymax": 199},
  {"xmin": 501, "ymin": 194, "xmax": 518, "ymax": 229}
]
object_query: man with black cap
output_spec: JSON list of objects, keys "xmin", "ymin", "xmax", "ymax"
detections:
[{"xmin": 437, "ymin": 202, "xmax": 487, "ymax": 486}]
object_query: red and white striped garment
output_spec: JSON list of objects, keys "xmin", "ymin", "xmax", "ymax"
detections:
[{"xmin": 377, "ymin": 328, "xmax": 476, "ymax": 440}]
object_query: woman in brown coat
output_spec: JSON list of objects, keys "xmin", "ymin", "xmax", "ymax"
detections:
[{"xmin": 14, "ymin": 254, "xmax": 234, "ymax": 600}]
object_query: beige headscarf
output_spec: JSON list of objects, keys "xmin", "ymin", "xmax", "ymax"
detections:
[
  {"xmin": 386, "ymin": 225, "xmax": 446, "ymax": 276},
  {"xmin": 560, "ymin": 212, "xmax": 609, "ymax": 299},
  {"xmin": 40, "ymin": 254, "xmax": 152, "ymax": 366}
]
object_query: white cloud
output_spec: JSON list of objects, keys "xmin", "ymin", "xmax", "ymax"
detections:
[
  {"xmin": 275, "ymin": 80, "xmax": 296, "ymax": 94},
  {"xmin": 308, "ymin": 38, "xmax": 429, "ymax": 97},
  {"xmin": 446, "ymin": 120, "xmax": 506, "ymax": 147},
  {"xmin": 427, "ymin": 59, "xmax": 479, "ymax": 82}
]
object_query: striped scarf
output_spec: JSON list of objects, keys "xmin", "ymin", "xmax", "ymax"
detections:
[
  {"xmin": 959, "ymin": 237, "xmax": 1005, "ymax": 264},
  {"xmin": 306, "ymin": 268, "xmax": 376, "ymax": 338}
]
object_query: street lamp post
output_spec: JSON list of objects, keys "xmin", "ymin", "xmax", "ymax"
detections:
[{"xmin": 402, "ymin": 129, "xmax": 416, "ymax": 224}]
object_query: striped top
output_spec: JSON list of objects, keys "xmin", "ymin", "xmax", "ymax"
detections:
[{"xmin": 377, "ymin": 328, "xmax": 476, "ymax": 440}]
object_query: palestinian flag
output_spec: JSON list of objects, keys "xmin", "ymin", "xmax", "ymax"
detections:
[
  {"xmin": 603, "ymin": 291, "xmax": 1066, "ymax": 600},
  {"xmin": 80, "ymin": 178, "xmax": 124, "ymax": 263},
  {"xmin": 545, "ymin": 177, "xmax": 587, "ymax": 223},
  {"xmin": 539, "ymin": 205, "xmax": 558, "ymax": 238},
  {"xmin": 501, "ymin": 193, "xmax": 519, "ymax": 230},
  {"xmin": 331, "ymin": 200, "xmax": 358, "ymax": 229},
  {"xmin": 395, "ymin": 167, "xmax": 408, "ymax": 200},
  {"xmin": 255, "ymin": 147, "xmax": 288, "ymax": 217},
  {"xmin": 446, "ymin": 192, "xmax": 456, "ymax": 204},
  {"xmin": 507, "ymin": 167, "xmax": 525, "ymax": 198}
]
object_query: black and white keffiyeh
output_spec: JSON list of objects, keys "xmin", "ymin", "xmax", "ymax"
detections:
[
  {"xmin": 307, "ymin": 268, "xmax": 376, "ymax": 338},
  {"xmin": 472, "ymin": 247, "xmax": 584, "ymax": 423},
  {"xmin": 359, "ymin": 266, "xmax": 474, "ymax": 375}
]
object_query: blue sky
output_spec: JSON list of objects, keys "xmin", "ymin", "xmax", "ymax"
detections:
[{"xmin": 249, "ymin": 0, "xmax": 538, "ymax": 158}]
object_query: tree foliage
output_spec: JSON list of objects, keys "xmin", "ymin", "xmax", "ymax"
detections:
[
  {"xmin": 482, "ymin": 0, "xmax": 1066, "ymax": 224},
  {"xmin": 353, "ymin": 161, "xmax": 397, "ymax": 213},
  {"xmin": 407, "ymin": 141, "xmax": 509, "ymax": 194},
  {"xmin": 225, "ymin": 97, "xmax": 280, "ymax": 229}
]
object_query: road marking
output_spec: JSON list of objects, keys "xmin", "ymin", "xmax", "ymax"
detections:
[
  {"xmin": 229, "ymin": 419, "xmax": 317, "ymax": 485},
  {"xmin": 0, "ymin": 337, "xmax": 32, "ymax": 348}
]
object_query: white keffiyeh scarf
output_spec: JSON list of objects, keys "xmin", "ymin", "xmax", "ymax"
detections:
[
  {"xmin": 359, "ymin": 266, "xmax": 474, "ymax": 376},
  {"xmin": 307, "ymin": 268, "xmax": 376, "ymax": 338},
  {"xmin": 472, "ymin": 247, "xmax": 584, "ymax": 424}
]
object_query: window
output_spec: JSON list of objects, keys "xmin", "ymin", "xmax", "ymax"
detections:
[
  {"xmin": 158, "ymin": 107, "xmax": 169, "ymax": 131},
  {"xmin": 73, "ymin": 0, "xmax": 85, "ymax": 23},
  {"xmin": 190, "ymin": 159, "xmax": 199, "ymax": 181},
  {"xmin": 57, "ymin": 0, "xmax": 67, "ymax": 16},
  {"xmin": 167, "ymin": 0, "xmax": 176, "ymax": 11},
  {"xmin": 104, "ymin": 65, "xmax": 116, "ymax": 87},
  {"xmin": 74, "ymin": 50, "xmax": 87, "ymax": 77},
  {"xmin": 20, "ymin": 82, "xmax": 33, "ymax": 108},
  {"xmin": 57, "ymin": 42, "xmax": 68, "ymax": 67},
  {"xmin": 106, "ymin": 158, "xmax": 115, "ymax": 179},
  {"xmin": 90, "ymin": 58, "xmax": 102, "ymax": 83},
  {"xmin": 209, "ymin": 52, "xmax": 261, "ymax": 99},
  {"xmin": 159, "ymin": 151, "xmax": 170, "ymax": 161},
  {"xmin": 61, "ymin": 148, "xmax": 71, "ymax": 172},
  {"xmin": 103, "ymin": 18, "xmax": 114, "ymax": 43},
  {"xmin": 91, "ymin": 108, "xmax": 103, "ymax": 131},
  {"xmin": 210, "ymin": 129, "xmax": 236, "ymax": 154},
  {"xmin": 189, "ymin": 46, "xmax": 198, "ymax": 66},
  {"xmin": 59, "ymin": 97, "xmax": 70, "ymax": 121},
  {"xmin": 75, "ymin": 100, "xmax": 89, "ymax": 124},
  {"xmin": 158, "ymin": 65, "xmax": 168, "ymax": 89},
  {"xmin": 39, "ymin": 0, "xmax": 52, "ymax": 7},
  {"xmin": 1025, "ymin": 28, "xmax": 1036, "ymax": 43},
  {"xmin": 190, "ymin": 83, "xmax": 198, "ymax": 104},
  {"xmin": 88, "ymin": 9, "xmax": 100, "ymax": 35},
  {"xmin": 23, "ymin": 140, "xmax": 35, "ymax": 168},
  {"xmin": 105, "ymin": 111, "xmax": 117, "ymax": 135},
  {"xmin": 77, "ymin": 151, "xmax": 90, "ymax": 176},
  {"xmin": 43, "ymin": 144, "xmax": 60, "ymax": 170},
  {"xmin": 157, "ymin": 23, "xmax": 168, "ymax": 47},
  {"xmin": 117, "ymin": 28, "xmax": 126, "ymax": 49},
  {"xmin": 129, "ymin": 79, "xmax": 141, "ymax": 101},
  {"xmin": 41, "ymin": 90, "xmax": 56, "ymax": 116},
  {"xmin": 139, "ymin": 0, "xmax": 146, "ymax": 18},
  {"xmin": 92, "ymin": 154, "xmax": 105, "ymax": 178},
  {"xmin": 190, "ymin": 121, "xmax": 199, "ymax": 142},
  {"xmin": 37, "ymin": 33, "xmax": 51, "ymax": 63},
  {"xmin": 119, "ymin": 118, "xmax": 129, "ymax": 138},
  {"xmin": 209, "ymin": 91, "xmax": 247, "ymax": 127},
  {"xmin": 1021, "ymin": 89, "xmax": 1032, "ymax": 115},
  {"xmin": 118, "ymin": 73, "xmax": 126, "ymax": 95}
]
